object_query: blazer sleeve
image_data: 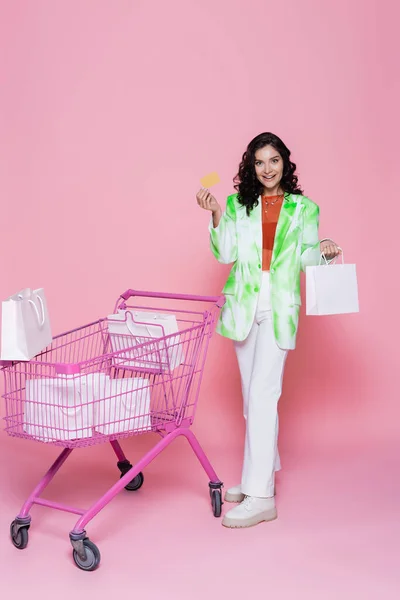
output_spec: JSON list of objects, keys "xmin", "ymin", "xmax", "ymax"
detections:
[
  {"xmin": 300, "ymin": 200, "xmax": 320, "ymax": 272},
  {"xmin": 209, "ymin": 195, "xmax": 238, "ymax": 264}
]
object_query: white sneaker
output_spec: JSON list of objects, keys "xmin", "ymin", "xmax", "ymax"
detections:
[
  {"xmin": 222, "ymin": 496, "xmax": 277, "ymax": 528},
  {"xmin": 224, "ymin": 485, "xmax": 245, "ymax": 503},
  {"xmin": 224, "ymin": 484, "xmax": 276, "ymax": 503}
]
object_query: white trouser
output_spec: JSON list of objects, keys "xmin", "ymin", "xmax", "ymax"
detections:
[{"xmin": 234, "ymin": 272, "xmax": 288, "ymax": 498}]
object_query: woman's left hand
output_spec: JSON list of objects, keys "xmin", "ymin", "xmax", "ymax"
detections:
[{"xmin": 320, "ymin": 240, "xmax": 342, "ymax": 260}]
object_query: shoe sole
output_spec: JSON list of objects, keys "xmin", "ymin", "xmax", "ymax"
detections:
[
  {"xmin": 222, "ymin": 508, "xmax": 278, "ymax": 529},
  {"xmin": 224, "ymin": 489, "xmax": 276, "ymax": 503},
  {"xmin": 224, "ymin": 491, "xmax": 245, "ymax": 503}
]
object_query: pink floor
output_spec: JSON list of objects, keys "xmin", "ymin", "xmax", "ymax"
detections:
[{"xmin": 0, "ymin": 431, "xmax": 398, "ymax": 598}]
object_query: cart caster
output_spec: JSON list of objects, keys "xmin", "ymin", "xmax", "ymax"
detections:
[
  {"xmin": 10, "ymin": 519, "xmax": 30, "ymax": 550},
  {"xmin": 72, "ymin": 538, "xmax": 101, "ymax": 571},
  {"xmin": 209, "ymin": 482, "xmax": 223, "ymax": 518},
  {"xmin": 117, "ymin": 460, "xmax": 144, "ymax": 491},
  {"xmin": 124, "ymin": 471, "xmax": 144, "ymax": 491}
]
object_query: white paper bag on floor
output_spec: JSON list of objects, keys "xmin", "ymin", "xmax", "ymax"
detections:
[
  {"xmin": 1, "ymin": 288, "xmax": 52, "ymax": 361},
  {"xmin": 306, "ymin": 253, "xmax": 359, "ymax": 316},
  {"xmin": 107, "ymin": 310, "xmax": 185, "ymax": 371},
  {"xmin": 24, "ymin": 372, "xmax": 108, "ymax": 442},
  {"xmin": 94, "ymin": 377, "xmax": 151, "ymax": 435}
]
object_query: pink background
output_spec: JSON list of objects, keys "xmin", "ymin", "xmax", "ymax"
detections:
[{"xmin": 0, "ymin": 0, "xmax": 398, "ymax": 597}]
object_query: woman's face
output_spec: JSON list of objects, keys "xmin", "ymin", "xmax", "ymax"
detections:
[{"xmin": 254, "ymin": 145, "xmax": 284, "ymax": 194}]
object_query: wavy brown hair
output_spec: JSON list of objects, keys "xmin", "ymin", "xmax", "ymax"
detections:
[{"xmin": 234, "ymin": 132, "xmax": 303, "ymax": 215}]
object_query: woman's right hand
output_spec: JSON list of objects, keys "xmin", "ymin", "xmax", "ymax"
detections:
[{"xmin": 196, "ymin": 188, "xmax": 221, "ymax": 214}]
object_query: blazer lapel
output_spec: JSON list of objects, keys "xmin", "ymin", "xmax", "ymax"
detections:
[
  {"xmin": 250, "ymin": 196, "xmax": 262, "ymax": 261},
  {"xmin": 271, "ymin": 193, "xmax": 299, "ymax": 261}
]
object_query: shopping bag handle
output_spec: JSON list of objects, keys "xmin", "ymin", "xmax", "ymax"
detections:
[
  {"xmin": 18, "ymin": 292, "xmax": 46, "ymax": 327},
  {"xmin": 108, "ymin": 310, "xmax": 167, "ymax": 338},
  {"xmin": 118, "ymin": 289, "xmax": 226, "ymax": 308},
  {"xmin": 59, "ymin": 390, "xmax": 83, "ymax": 416},
  {"xmin": 319, "ymin": 248, "xmax": 344, "ymax": 266},
  {"xmin": 124, "ymin": 310, "xmax": 166, "ymax": 339}
]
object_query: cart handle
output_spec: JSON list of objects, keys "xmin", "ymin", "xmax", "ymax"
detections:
[{"xmin": 119, "ymin": 289, "xmax": 225, "ymax": 308}]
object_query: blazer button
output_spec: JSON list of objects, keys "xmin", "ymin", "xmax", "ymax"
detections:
[
  {"xmin": 254, "ymin": 287, "xmax": 259, "ymax": 293},
  {"xmin": 258, "ymin": 264, "xmax": 261, "ymax": 269}
]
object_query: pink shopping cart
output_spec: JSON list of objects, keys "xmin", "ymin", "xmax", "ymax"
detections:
[{"xmin": 1, "ymin": 289, "xmax": 225, "ymax": 571}]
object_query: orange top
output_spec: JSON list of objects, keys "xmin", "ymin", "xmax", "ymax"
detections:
[{"xmin": 262, "ymin": 194, "xmax": 284, "ymax": 271}]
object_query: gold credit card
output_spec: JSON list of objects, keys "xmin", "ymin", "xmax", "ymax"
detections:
[{"xmin": 200, "ymin": 172, "xmax": 220, "ymax": 188}]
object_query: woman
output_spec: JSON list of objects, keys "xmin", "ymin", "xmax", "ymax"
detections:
[{"xmin": 196, "ymin": 132, "xmax": 340, "ymax": 529}]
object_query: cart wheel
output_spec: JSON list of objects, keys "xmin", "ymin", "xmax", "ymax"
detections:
[
  {"xmin": 123, "ymin": 471, "xmax": 144, "ymax": 492},
  {"xmin": 72, "ymin": 538, "xmax": 101, "ymax": 571},
  {"xmin": 10, "ymin": 521, "xmax": 29, "ymax": 550},
  {"xmin": 211, "ymin": 490, "xmax": 222, "ymax": 518}
]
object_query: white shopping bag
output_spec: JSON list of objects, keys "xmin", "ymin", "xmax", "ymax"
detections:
[
  {"xmin": 306, "ymin": 252, "xmax": 359, "ymax": 316},
  {"xmin": 24, "ymin": 372, "xmax": 108, "ymax": 442},
  {"xmin": 107, "ymin": 310, "xmax": 185, "ymax": 371},
  {"xmin": 94, "ymin": 377, "xmax": 151, "ymax": 435},
  {"xmin": 1, "ymin": 288, "xmax": 52, "ymax": 361}
]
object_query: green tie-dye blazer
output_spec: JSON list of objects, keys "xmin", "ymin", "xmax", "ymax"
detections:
[{"xmin": 209, "ymin": 192, "xmax": 321, "ymax": 350}]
